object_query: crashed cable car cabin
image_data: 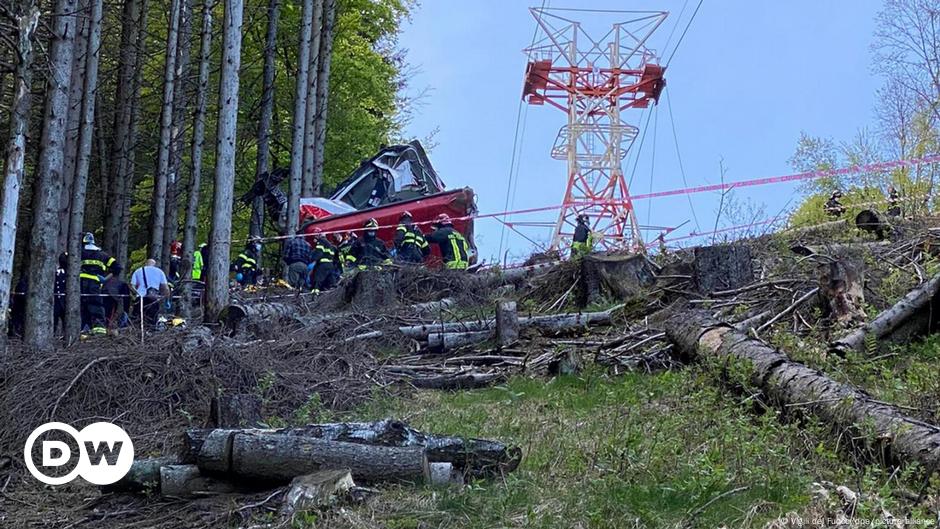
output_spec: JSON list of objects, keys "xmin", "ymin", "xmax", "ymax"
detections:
[{"xmin": 298, "ymin": 141, "xmax": 478, "ymax": 264}]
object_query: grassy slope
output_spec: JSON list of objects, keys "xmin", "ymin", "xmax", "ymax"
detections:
[{"xmin": 298, "ymin": 367, "xmax": 919, "ymax": 529}]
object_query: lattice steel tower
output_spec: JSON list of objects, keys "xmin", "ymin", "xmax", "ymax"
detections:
[{"xmin": 522, "ymin": 8, "xmax": 668, "ymax": 251}]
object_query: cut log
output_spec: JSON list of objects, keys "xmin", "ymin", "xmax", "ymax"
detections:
[
  {"xmin": 427, "ymin": 330, "xmax": 494, "ymax": 350},
  {"xmin": 222, "ymin": 302, "xmax": 301, "ymax": 332},
  {"xmin": 691, "ymin": 244, "xmax": 754, "ymax": 294},
  {"xmin": 208, "ymin": 394, "xmax": 263, "ymax": 428},
  {"xmin": 407, "ymin": 372, "xmax": 505, "ymax": 391},
  {"xmin": 579, "ymin": 254, "xmax": 656, "ymax": 306},
  {"xmin": 495, "ymin": 301, "xmax": 519, "ymax": 348},
  {"xmin": 410, "ymin": 298, "xmax": 455, "ymax": 316},
  {"xmin": 160, "ymin": 464, "xmax": 238, "ymax": 498},
  {"xmin": 400, "ymin": 308, "xmax": 617, "ymax": 340},
  {"xmin": 831, "ymin": 273, "xmax": 940, "ymax": 355},
  {"xmin": 428, "ymin": 462, "xmax": 462, "ymax": 486},
  {"xmin": 283, "ymin": 469, "xmax": 355, "ymax": 513},
  {"xmin": 818, "ymin": 260, "xmax": 865, "ymax": 325},
  {"xmin": 182, "ymin": 419, "xmax": 521, "ymax": 476},
  {"xmin": 524, "ymin": 310, "xmax": 614, "ymax": 332},
  {"xmin": 400, "ymin": 319, "xmax": 494, "ymax": 338},
  {"xmin": 100, "ymin": 456, "xmax": 175, "ymax": 492},
  {"xmin": 197, "ymin": 430, "xmax": 430, "ymax": 484},
  {"xmin": 665, "ymin": 310, "xmax": 940, "ymax": 470}
]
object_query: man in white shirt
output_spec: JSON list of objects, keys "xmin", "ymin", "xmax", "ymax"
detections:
[{"xmin": 131, "ymin": 259, "xmax": 170, "ymax": 325}]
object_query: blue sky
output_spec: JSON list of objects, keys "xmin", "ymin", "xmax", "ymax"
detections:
[{"xmin": 398, "ymin": 1, "xmax": 884, "ymax": 263}]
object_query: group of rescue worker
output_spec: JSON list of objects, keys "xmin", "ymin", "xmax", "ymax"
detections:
[
  {"xmin": 824, "ymin": 185, "xmax": 903, "ymax": 218},
  {"xmin": 278, "ymin": 211, "xmax": 472, "ymax": 292}
]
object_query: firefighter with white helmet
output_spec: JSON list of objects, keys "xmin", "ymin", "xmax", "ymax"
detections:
[{"xmin": 350, "ymin": 218, "xmax": 392, "ymax": 269}]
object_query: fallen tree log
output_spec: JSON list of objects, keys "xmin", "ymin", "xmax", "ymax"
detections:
[
  {"xmin": 100, "ymin": 457, "xmax": 175, "ymax": 492},
  {"xmin": 406, "ymin": 372, "xmax": 505, "ymax": 390},
  {"xmin": 665, "ymin": 310, "xmax": 940, "ymax": 470},
  {"xmin": 160, "ymin": 464, "xmax": 238, "ymax": 498},
  {"xmin": 221, "ymin": 302, "xmax": 301, "ymax": 332},
  {"xmin": 196, "ymin": 430, "xmax": 430, "ymax": 484},
  {"xmin": 401, "ymin": 308, "xmax": 617, "ymax": 340},
  {"xmin": 427, "ymin": 330, "xmax": 495, "ymax": 349},
  {"xmin": 410, "ymin": 298, "xmax": 455, "ymax": 316},
  {"xmin": 182, "ymin": 419, "xmax": 521, "ymax": 476},
  {"xmin": 830, "ymin": 273, "xmax": 940, "ymax": 355}
]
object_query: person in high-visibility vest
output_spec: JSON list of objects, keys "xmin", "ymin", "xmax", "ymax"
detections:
[
  {"xmin": 80, "ymin": 232, "xmax": 121, "ymax": 334},
  {"xmin": 394, "ymin": 211, "xmax": 429, "ymax": 264},
  {"xmin": 231, "ymin": 240, "xmax": 260, "ymax": 285},
  {"xmin": 350, "ymin": 219, "xmax": 392, "ymax": 269},
  {"xmin": 571, "ymin": 214, "xmax": 595, "ymax": 258},
  {"xmin": 192, "ymin": 243, "xmax": 208, "ymax": 281},
  {"xmin": 427, "ymin": 214, "xmax": 470, "ymax": 270},
  {"xmin": 309, "ymin": 228, "xmax": 341, "ymax": 292},
  {"xmin": 337, "ymin": 232, "xmax": 359, "ymax": 272}
]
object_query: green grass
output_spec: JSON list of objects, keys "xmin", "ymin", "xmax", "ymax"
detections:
[{"xmin": 307, "ymin": 368, "xmax": 874, "ymax": 529}]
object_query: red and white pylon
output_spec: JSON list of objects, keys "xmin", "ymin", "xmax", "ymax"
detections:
[{"xmin": 522, "ymin": 7, "xmax": 668, "ymax": 251}]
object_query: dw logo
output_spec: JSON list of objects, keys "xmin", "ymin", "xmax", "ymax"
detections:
[{"xmin": 23, "ymin": 422, "xmax": 135, "ymax": 485}]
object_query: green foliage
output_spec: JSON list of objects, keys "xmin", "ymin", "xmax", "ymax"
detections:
[
  {"xmin": 119, "ymin": 0, "xmax": 413, "ymax": 262},
  {"xmin": 341, "ymin": 369, "xmax": 875, "ymax": 529}
]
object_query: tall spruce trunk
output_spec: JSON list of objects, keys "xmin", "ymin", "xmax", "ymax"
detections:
[
  {"xmin": 24, "ymin": 0, "xmax": 78, "ymax": 350},
  {"xmin": 205, "ymin": 0, "xmax": 244, "ymax": 321},
  {"xmin": 104, "ymin": 0, "xmax": 144, "ymax": 255},
  {"xmin": 58, "ymin": 0, "xmax": 89, "ymax": 251},
  {"xmin": 0, "ymin": 5, "xmax": 40, "ymax": 341},
  {"xmin": 149, "ymin": 0, "xmax": 183, "ymax": 266},
  {"xmin": 286, "ymin": 0, "xmax": 315, "ymax": 236},
  {"xmin": 249, "ymin": 0, "xmax": 280, "ymax": 264},
  {"xmin": 301, "ymin": 0, "xmax": 325, "ymax": 197},
  {"xmin": 180, "ymin": 0, "xmax": 213, "ymax": 317},
  {"xmin": 65, "ymin": 0, "xmax": 104, "ymax": 342},
  {"xmin": 310, "ymin": 0, "xmax": 336, "ymax": 195},
  {"xmin": 117, "ymin": 7, "xmax": 149, "ymax": 269},
  {"xmin": 162, "ymin": 0, "xmax": 194, "ymax": 270}
]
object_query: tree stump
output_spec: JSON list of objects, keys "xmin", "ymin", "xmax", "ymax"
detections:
[
  {"xmin": 855, "ymin": 209, "xmax": 887, "ymax": 240},
  {"xmin": 818, "ymin": 259, "xmax": 866, "ymax": 326},
  {"xmin": 578, "ymin": 254, "xmax": 656, "ymax": 306},
  {"xmin": 208, "ymin": 394, "xmax": 263, "ymax": 428},
  {"xmin": 495, "ymin": 301, "xmax": 519, "ymax": 348},
  {"xmin": 344, "ymin": 269, "xmax": 399, "ymax": 309},
  {"xmin": 692, "ymin": 244, "xmax": 753, "ymax": 294}
]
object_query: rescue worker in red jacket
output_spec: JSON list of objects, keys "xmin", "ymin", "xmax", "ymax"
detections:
[
  {"xmin": 427, "ymin": 214, "xmax": 470, "ymax": 270},
  {"xmin": 394, "ymin": 211, "xmax": 429, "ymax": 264}
]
